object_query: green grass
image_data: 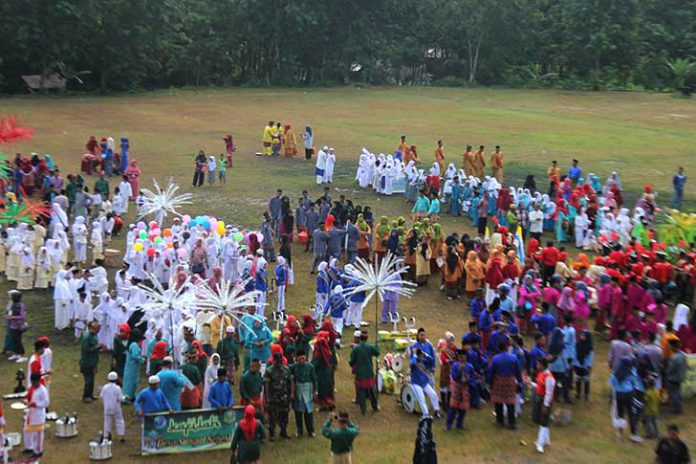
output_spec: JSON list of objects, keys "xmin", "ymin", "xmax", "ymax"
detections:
[{"xmin": 0, "ymin": 87, "xmax": 694, "ymax": 464}]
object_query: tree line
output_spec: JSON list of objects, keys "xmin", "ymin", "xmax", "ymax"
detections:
[{"xmin": 1, "ymin": 0, "xmax": 695, "ymax": 93}]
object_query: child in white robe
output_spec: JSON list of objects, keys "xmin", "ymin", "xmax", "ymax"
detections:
[
  {"xmin": 574, "ymin": 208, "xmax": 590, "ymax": 249},
  {"xmin": 57, "ymin": 231, "xmax": 70, "ymax": 266},
  {"xmin": 91, "ymin": 221, "xmax": 104, "ymax": 264},
  {"xmin": 117, "ymin": 178, "xmax": 132, "ymax": 214},
  {"xmin": 112, "ymin": 188, "xmax": 125, "ymax": 216},
  {"xmin": 53, "ymin": 270, "xmax": 72, "ymax": 330},
  {"xmin": 71, "ymin": 290, "xmax": 92, "ymax": 340},
  {"xmin": 72, "ymin": 217, "xmax": 88, "ymax": 264},
  {"xmin": 34, "ymin": 247, "xmax": 51, "ymax": 289},
  {"xmin": 324, "ymin": 148, "xmax": 336, "ymax": 183},
  {"xmin": 7, "ymin": 235, "xmax": 22, "ymax": 282},
  {"xmin": 100, "ymin": 372, "xmax": 125, "ymax": 441},
  {"xmin": 114, "ymin": 269, "xmax": 130, "ymax": 300},
  {"xmin": 17, "ymin": 247, "xmax": 35, "ymax": 290}
]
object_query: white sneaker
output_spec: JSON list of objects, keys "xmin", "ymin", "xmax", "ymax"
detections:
[
  {"xmin": 535, "ymin": 442, "xmax": 544, "ymax": 454},
  {"xmin": 15, "ymin": 357, "xmax": 27, "ymax": 363},
  {"xmin": 630, "ymin": 434, "xmax": 644, "ymax": 443},
  {"xmin": 8, "ymin": 355, "xmax": 18, "ymax": 361}
]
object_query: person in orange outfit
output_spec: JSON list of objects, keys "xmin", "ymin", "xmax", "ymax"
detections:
[
  {"xmin": 491, "ymin": 145, "xmax": 504, "ymax": 182},
  {"xmin": 462, "ymin": 145, "xmax": 475, "ymax": 176},
  {"xmin": 473, "ymin": 145, "xmax": 486, "ymax": 178},
  {"xmin": 434, "ymin": 140, "xmax": 445, "ymax": 174}
]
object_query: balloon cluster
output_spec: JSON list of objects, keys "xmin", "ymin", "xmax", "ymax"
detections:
[{"xmin": 130, "ymin": 215, "xmax": 264, "ymax": 259}]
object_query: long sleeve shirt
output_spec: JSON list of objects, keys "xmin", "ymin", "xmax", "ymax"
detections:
[
  {"xmin": 208, "ymin": 380, "xmax": 234, "ymax": 408},
  {"xmin": 322, "ymin": 420, "xmax": 360, "ymax": 454},
  {"xmin": 487, "ymin": 352, "xmax": 522, "ymax": 384},
  {"xmin": 135, "ymin": 387, "xmax": 171, "ymax": 415}
]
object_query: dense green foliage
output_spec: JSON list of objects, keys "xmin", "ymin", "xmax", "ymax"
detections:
[{"xmin": 1, "ymin": 0, "xmax": 695, "ymax": 92}]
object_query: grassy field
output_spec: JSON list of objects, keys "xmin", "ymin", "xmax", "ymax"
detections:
[{"xmin": 0, "ymin": 87, "xmax": 694, "ymax": 464}]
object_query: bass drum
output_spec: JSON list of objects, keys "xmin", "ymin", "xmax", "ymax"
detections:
[{"xmin": 400, "ymin": 384, "xmax": 417, "ymax": 414}]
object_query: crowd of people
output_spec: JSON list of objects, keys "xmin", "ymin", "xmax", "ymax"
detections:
[{"xmin": 0, "ymin": 130, "xmax": 691, "ymax": 464}]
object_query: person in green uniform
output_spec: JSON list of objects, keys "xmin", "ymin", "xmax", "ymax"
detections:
[
  {"xmin": 80, "ymin": 322, "xmax": 104, "ymax": 402},
  {"xmin": 349, "ymin": 330, "xmax": 380, "ymax": 415},
  {"xmin": 322, "ymin": 411, "xmax": 360, "ymax": 464},
  {"xmin": 239, "ymin": 358, "xmax": 263, "ymax": 410},
  {"xmin": 291, "ymin": 350, "xmax": 317, "ymax": 437},
  {"xmin": 94, "ymin": 172, "xmax": 110, "ymax": 200},
  {"xmin": 263, "ymin": 346, "xmax": 294, "ymax": 441},
  {"xmin": 231, "ymin": 405, "xmax": 265, "ymax": 464},
  {"xmin": 217, "ymin": 326, "xmax": 240, "ymax": 385}
]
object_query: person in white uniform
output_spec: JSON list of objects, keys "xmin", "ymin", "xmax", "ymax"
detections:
[{"xmin": 100, "ymin": 371, "xmax": 126, "ymax": 441}]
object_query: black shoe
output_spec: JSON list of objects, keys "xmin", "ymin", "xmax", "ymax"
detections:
[
  {"xmin": 280, "ymin": 431, "xmax": 291, "ymax": 439},
  {"xmin": 434, "ymin": 411, "xmax": 443, "ymax": 419}
]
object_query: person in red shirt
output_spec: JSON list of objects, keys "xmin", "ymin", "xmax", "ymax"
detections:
[
  {"xmin": 609, "ymin": 276, "xmax": 626, "ymax": 339},
  {"xmin": 540, "ymin": 241, "xmax": 560, "ymax": 283},
  {"xmin": 651, "ymin": 252, "xmax": 674, "ymax": 285}
]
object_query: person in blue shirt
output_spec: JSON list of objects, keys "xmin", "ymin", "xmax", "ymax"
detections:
[
  {"xmin": 315, "ymin": 262, "xmax": 331, "ymax": 309},
  {"xmin": 409, "ymin": 328, "xmax": 442, "ymax": 418},
  {"xmin": 528, "ymin": 333, "xmax": 547, "ymax": 378},
  {"xmin": 573, "ymin": 330, "xmax": 594, "ymax": 401},
  {"xmin": 501, "ymin": 311, "xmax": 518, "ymax": 336},
  {"xmin": 469, "ymin": 289, "xmax": 486, "ymax": 322},
  {"xmin": 486, "ymin": 322, "xmax": 509, "ymax": 357},
  {"xmin": 208, "ymin": 368, "xmax": 234, "ymax": 409},
  {"xmin": 496, "ymin": 285, "xmax": 515, "ymax": 315},
  {"xmin": 461, "ymin": 322, "xmax": 481, "ymax": 351},
  {"xmin": 274, "ymin": 256, "xmax": 288, "ymax": 317},
  {"xmin": 345, "ymin": 278, "xmax": 366, "ymax": 328},
  {"xmin": 462, "ymin": 338, "xmax": 486, "ymax": 409},
  {"xmin": 568, "ymin": 159, "xmax": 582, "ymax": 185},
  {"xmin": 323, "ymin": 285, "xmax": 348, "ymax": 347},
  {"xmin": 254, "ymin": 256, "xmax": 268, "ymax": 316},
  {"xmin": 609, "ymin": 356, "xmax": 638, "ymax": 441},
  {"xmin": 157, "ymin": 357, "xmax": 186, "ymax": 411},
  {"xmin": 672, "ymin": 166, "xmax": 687, "ymax": 210},
  {"xmin": 445, "ymin": 349, "xmax": 474, "ymax": 430},
  {"xmin": 135, "ymin": 376, "xmax": 172, "ymax": 417},
  {"xmin": 478, "ymin": 303, "xmax": 494, "ymax": 349},
  {"xmin": 487, "ymin": 340, "xmax": 522, "ymax": 429},
  {"xmin": 560, "ymin": 314, "xmax": 577, "ymax": 404},
  {"xmin": 244, "ymin": 316, "xmax": 273, "ymax": 367},
  {"xmin": 530, "ymin": 303, "xmax": 556, "ymax": 336}
]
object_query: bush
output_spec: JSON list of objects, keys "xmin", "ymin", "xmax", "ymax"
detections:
[{"xmin": 433, "ymin": 75, "xmax": 465, "ymax": 87}]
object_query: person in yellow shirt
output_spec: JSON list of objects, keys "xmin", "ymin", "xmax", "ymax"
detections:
[
  {"xmin": 491, "ymin": 145, "xmax": 504, "ymax": 182},
  {"xmin": 434, "ymin": 140, "xmax": 445, "ymax": 174},
  {"xmin": 473, "ymin": 145, "xmax": 486, "ymax": 178},
  {"xmin": 547, "ymin": 160, "xmax": 560, "ymax": 186},
  {"xmin": 462, "ymin": 145, "xmax": 475, "ymax": 175},
  {"xmin": 262, "ymin": 121, "xmax": 274, "ymax": 156}
]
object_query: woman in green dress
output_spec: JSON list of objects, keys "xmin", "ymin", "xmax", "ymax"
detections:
[
  {"xmin": 312, "ymin": 328, "xmax": 337, "ymax": 411},
  {"xmin": 231, "ymin": 405, "xmax": 265, "ymax": 464}
]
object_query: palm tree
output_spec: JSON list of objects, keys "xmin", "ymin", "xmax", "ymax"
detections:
[{"xmin": 665, "ymin": 57, "xmax": 694, "ymax": 91}]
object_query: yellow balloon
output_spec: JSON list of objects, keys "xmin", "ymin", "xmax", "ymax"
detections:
[
  {"xmin": 217, "ymin": 221, "xmax": 225, "ymax": 235},
  {"xmin": 133, "ymin": 243, "xmax": 143, "ymax": 252}
]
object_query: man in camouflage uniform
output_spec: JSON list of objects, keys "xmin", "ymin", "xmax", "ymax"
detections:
[{"xmin": 264, "ymin": 345, "xmax": 294, "ymax": 441}]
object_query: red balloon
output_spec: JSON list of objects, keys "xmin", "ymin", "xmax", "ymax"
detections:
[
  {"xmin": 610, "ymin": 232, "xmax": 618, "ymax": 241},
  {"xmin": 146, "ymin": 248, "xmax": 156, "ymax": 257}
]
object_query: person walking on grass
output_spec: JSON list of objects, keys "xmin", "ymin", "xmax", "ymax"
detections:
[
  {"xmin": 672, "ymin": 166, "xmax": 687, "ymax": 210},
  {"xmin": 322, "ymin": 411, "xmax": 360, "ymax": 464},
  {"xmin": 207, "ymin": 155, "xmax": 217, "ymax": 185},
  {"xmin": 218, "ymin": 154, "xmax": 227, "ymax": 184},
  {"xmin": 80, "ymin": 321, "xmax": 104, "ymax": 403}
]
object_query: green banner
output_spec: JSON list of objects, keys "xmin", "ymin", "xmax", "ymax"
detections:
[{"xmin": 141, "ymin": 407, "xmax": 244, "ymax": 455}]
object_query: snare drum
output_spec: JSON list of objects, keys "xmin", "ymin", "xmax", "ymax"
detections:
[
  {"xmin": 400, "ymin": 384, "xmax": 417, "ymax": 414},
  {"xmin": 89, "ymin": 441, "xmax": 112, "ymax": 461},
  {"xmin": 55, "ymin": 419, "xmax": 78, "ymax": 438}
]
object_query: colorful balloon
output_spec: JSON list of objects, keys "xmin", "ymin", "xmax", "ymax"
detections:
[
  {"xmin": 163, "ymin": 229, "xmax": 172, "ymax": 237},
  {"xmin": 146, "ymin": 248, "xmax": 156, "ymax": 257},
  {"xmin": 139, "ymin": 231, "xmax": 147, "ymax": 240},
  {"xmin": 133, "ymin": 243, "xmax": 144, "ymax": 252}
]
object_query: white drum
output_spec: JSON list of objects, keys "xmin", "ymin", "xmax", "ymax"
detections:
[
  {"xmin": 89, "ymin": 441, "xmax": 113, "ymax": 461},
  {"xmin": 55, "ymin": 419, "xmax": 78, "ymax": 438},
  {"xmin": 392, "ymin": 354, "xmax": 404, "ymax": 373},
  {"xmin": 400, "ymin": 384, "xmax": 417, "ymax": 414},
  {"xmin": 377, "ymin": 371, "xmax": 385, "ymax": 393},
  {"xmin": 6, "ymin": 432, "xmax": 21, "ymax": 447}
]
